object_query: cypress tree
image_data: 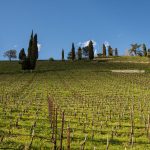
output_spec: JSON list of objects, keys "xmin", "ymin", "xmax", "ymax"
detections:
[
  {"xmin": 28, "ymin": 30, "xmax": 33, "ymax": 60},
  {"xmin": 28, "ymin": 32, "xmax": 38, "ymax": 70},
  {"xmin": 78, "ymin": 47, "xmax": 82, "ymax": 60},
  {"xmin": 19, "ymin": 48, "xmax": 26, "ymax": 60},
  {"xmin": 30, "ymin": 33, "xmax": 38, "ymax": 69},
  {"xmin": 82, "ymin": 46, "xmax": 89, "ymax": 58},
  {"xmin": 67, "ymin": 51, "xmax": 72, "ymax": 60},
  {"xmin": 71, "ymin": 43, "xmax": 75, "ymax": 61},
  {"xmin": 142, "ymin": 44, "xmax": 147, "ymax": 57},
  {"xmin": 34, "ymin": 34, "xmax": 38, "ymax": 59},
  {"xmin": 88, "ymin": 40, "xmax": 94, "ymax": 60},
  {"xmin": 108, "ymin": 46, "xmax": 113, "ymax": 56},
  {"xmin": 19, "ymin": 31, "xmax": 38, "ymax": 70},
  {"xmin": 115, "ymin": 48, "xmax": 118, "ymax": 56},
  {"xmin": 102, "ymin": 44, "xmax": 106, "ymax": 57},
  {"xmin": 19, "ymin": 48, "xmax": 28, "ymax": 70},
  {"xmin": 62, "ymin": 49, "xmax": 64, "ymax": 61}
]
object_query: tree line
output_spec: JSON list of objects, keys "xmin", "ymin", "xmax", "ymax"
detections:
[
  {"xmin": 62, "ymin": 41, "xmax": 118, "ymax": 61},
  {"xmin": 2, "ymin": 33, "xmax": 150, "ymax": 70},
  {"xmin": 128, "ymin": 43, "xmax": 150, "ymax": 56},
  {"xmin": 61, "ymin": 42, "xmax": 150, "ymax": 61}
]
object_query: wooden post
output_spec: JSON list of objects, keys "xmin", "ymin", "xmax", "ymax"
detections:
[
  {"xmin": 60, "ymin": 111, "xmax": 65, "ymax": 150},
  {"xmin": 67, "ymin": 125, "xmax": 71, "ymax": 150}
]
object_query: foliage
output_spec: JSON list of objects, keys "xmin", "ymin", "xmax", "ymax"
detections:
[
  {"xmin": 19, "ymin": 48, "xmax": 26, "ymax": 60},
  {"xmin": 1, "ymin": 61, "xmax": 150, "ymax": 149},
  {"xmin": 108, "ymin": 45, "xmax": 113, "ymax": 56},
  {"xmin": 71, "ymin": 43, "xmax": 75, "ymax": 61},
  {"xmin": 142, "ymin": 44, "xmax": 147, "ymax": 57},
  {"xmin": 97, "ymin": 53, "xmax": 103, "ymax": 57},
  {"xmin": 19, "ymin": 31, "xmax": 38, "ymax": 70},
  {"xmin": 77, "ymin": 47, "xmax": 82, "ymax": 60},
  {"xmin": 88, "ymin": 40, "xmax": 94, "ymax": 60},
  {"xmin": 82, "ymin": 46, "xmax": 89, "ymax": 58},
  {"xmin": 3, "ymin": 49, "xmax": 17, "ymax": 61},
  {"xmin": 115, "ymin": 48, "xmax": 118, "ymax": 56},
  {"xmin": 62, "ymin": 49, "xmax": 64, "ymax": 61},
  {"xmin": 129, "ymin": 43, "xmax": 141, "ymax": 56},
  {"xmin": 67, "ymin": 51, "xmax": 72, "ymax": 60},
  {"xmin": 49, "ymin": 57, "xmax": 54, "ymax": 61},
  {"xmin": 102, "ymin": 44, "xmax": 106, "ymax": 57}
]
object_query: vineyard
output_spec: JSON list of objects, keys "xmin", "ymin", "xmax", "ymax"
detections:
[{"xmin": 1, "ymin": 60, "xmax": 150, "ymax": 149}]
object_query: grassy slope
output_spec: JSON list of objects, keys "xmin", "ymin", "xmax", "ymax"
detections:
[
  {"xmin": 95, "ymin": 56, "xmax": 150, "ymax": 63},
  {"xmin": 0, "ymin": 58, "xmax": 150, "ymax": 74},
  {"xmin": 0, "ymin": 59, "xmax": 150, "ymax": 149}
]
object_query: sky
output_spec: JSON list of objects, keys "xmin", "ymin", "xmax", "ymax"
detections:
[{"xmin": 0, "ymin": 0, "xmax": 150, "ymax": 60}]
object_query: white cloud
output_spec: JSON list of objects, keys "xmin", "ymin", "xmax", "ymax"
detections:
[
  {"xmin": 37, "ymin": 43, "xmax": 42, "ymax": 52},
  {"xmin": 104, "ymin": 41, "xmax": 110, "ymax": 48},
  {"xmin": 78, "ymin": 40, "xmax": 96, "ymax": 48}
]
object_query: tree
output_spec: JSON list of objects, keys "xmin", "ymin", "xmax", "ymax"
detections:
[
  {"xmin": 19, "ymin": 31, "xmax": 38, "ymax": 70},
  {"xmin": 78, "ymin": 47, "xmax": 82, "ymax": 60},
  {"xmin": 19, "ymin": 48, "xmax": 26, "ymax": 60},
  {"xmin": 115, "ymin": 48, "xmax": 118, "ymax": 56},
  {"xmin": 129, "ymin": 43, "xmax": 141, "ymax": 56},
  {"xmin": 28, "ymin": 31, "xmax": 38, "ymax": 70},
  {"xmin": 88, "ymin": 40, "xmax": 94, "ymax": 60},
  {"xmin": 62, "ymin": 49, "xmax": 64, "ymax": 61},
  {"xmin": 4, "ymin": 49, "xmax": 17, "ymax": 61},
  {"xmin": 33, "ymin": 34, "xmax": 38, "ymax": 60},
  {"xmin": 142, "ymin": 44, "xmax": 147, "ymax": 57},
  {"xmin": 28, "ymin": 30, "xmax": 33, "ymax": 59},
  {"xmin": 108, "ymin": 46, "xmax": 113, "ymax": 56},
  {"xmin": 71, "ymin": 43, "xmax": 75, "ymax": 60},
  {"xmin": 67, "ymin": 51, "xmax": 72, "ymax": 60},
  {"xmin": 29, "ymin": 33, "xmax": 38, "ymax": 69},
  {"xmin": 82, "ymin": 46, "xmax": 89, "ymax": 58},
  {"xmin": 102, "ymin": 44, "xmax": 106, "ymax": 57}
]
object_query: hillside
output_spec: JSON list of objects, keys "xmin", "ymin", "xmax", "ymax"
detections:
[
  {"xmin": 0, "ymin": 59, "xmax": 150, "ymax": 149},
  {"xmin": 0, "ymin": 57, "xmax": 150, "ymax": 74}
]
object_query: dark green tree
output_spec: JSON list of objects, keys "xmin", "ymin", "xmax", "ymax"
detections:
[
  {"xmin": 88, "ymin": 40, "xmax": 94, "ymax": 60},
  {"xmin": 33, "ymin": 34, "xmax": 38, "ymax": 59},
  {"xmin": 62, "ymin": 49, "xmax": 64, "ymax": 61},
  {"xmin": 19, "ymin": 31, "xmax": 38, "ymax": 70},
  {"xmin": 115, "ymin": 48, "xmax": 118, "ymax": 56},
  {"xmin": 82, "ymin": 46, "xmax": 89, "ymax": 58},
  {"xmin": 71, "ymin": 43, "xmax": 75, "ymax": 60},
  {"xmin": 67, "ymin": 51, "xmax": 72, "ymax": 60},
  {"xmin": 142, "ymin": 44, "xmax": 147, "ymax": 57},
  {"xmin": 28, "ymin": 32, "xmax": 38, "ymax": 70},
  {"xmin": 30, "ymin": 33, "xmax": 38, "ymax": 69},
  {"xmin": 102, "ymin": 44, "xmax": 106, "ymax": 57},
  {"xmin": 28, "ymin": 30, "xmax": 33, "ymax": 59},
  {"xmin": 78, "ymin": 47, "xmax": 82, "ymax": 60},
  {"xmin": 19, "ymin": 48, "xmax": 26, "ymax": 60},
  {"xmin": 108, "ymin": 46, "xmax": 113, "ymax": 56}
]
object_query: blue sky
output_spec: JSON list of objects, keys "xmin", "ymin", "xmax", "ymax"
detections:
[{"xmin": 0, "ymin": 0, "xmax": 150, "ymax": 60}]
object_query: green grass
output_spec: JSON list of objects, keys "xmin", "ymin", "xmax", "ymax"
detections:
[
  {"xmin": 111, "ymin": 56, "xmax": 150, "ymax": 62},
  {"xmin": 96, "ymin": 56, "xmax": 150, "ymax": 63},
  {"xmin": 0, "ymin": 59, "xmax": 150, "ymax": 149}
]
